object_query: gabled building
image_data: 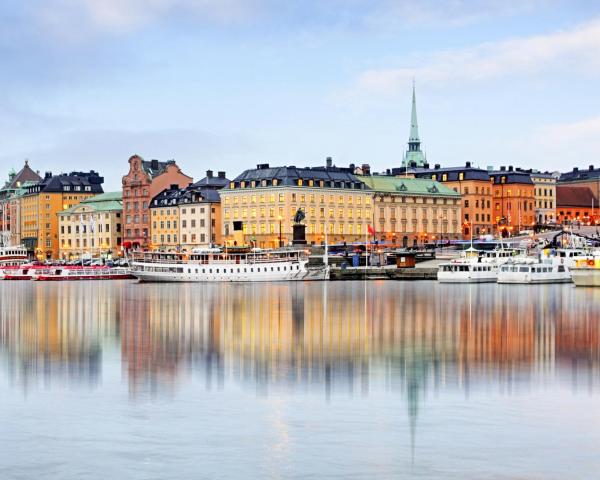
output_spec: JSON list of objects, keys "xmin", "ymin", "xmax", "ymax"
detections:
[
  {"xmin": 556, "ymin": 185, "xmax": 598, "ymax": 225},
  {"xmin": 530, "ymin": 171, "xmax": 557, "ymax": 225},
  {"xmin": 178, "ymin": 185, "xmax": 223, "ymax": 250},
  {"xmin": 489, "ymin": 167, "xmax": 535, "ymax": 236},
  {"xmin": 559, "ymin": 165, "xmax": 600, "ymax": 199},
  {"xmin": 149, "ymin": 185, "xmax": 186, "ymax": 250},
  {"xmin": 21, "ymin": 170, "xmax": 104, "ymax": 259},
  {"xmin": 121, "ymin": 155, "xmax": 192, "ymax": 250}
]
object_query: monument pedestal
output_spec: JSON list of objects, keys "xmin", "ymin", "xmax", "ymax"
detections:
[{"xmin": 292, "ymin": 224, "xmax": 307, "ymax": 245}]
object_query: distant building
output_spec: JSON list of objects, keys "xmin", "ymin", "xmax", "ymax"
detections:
[
  {"xmin": 530, "ymin": 171, "xmax": 557, "ymax": 225},
  {"xmin": 149, "ymin": 186, "xmax": 185, "ymax": 250},
  {"xmin": 489, "ymin": 167, "xmax": 535, "ymax": 236},
  {"xmin": 21, "ymin": 170, "xmax": 104, "ymax": 259},
  {"xmin": 556, "ymin": 185, "xmax": 598, "ymax": 225},
  {"xmin": 413, "ymin": 162, "xmax": 492, "ymax": 238},
  {"xmin": 121, "ymin": 155, "xmax": 192, "ymax": 250},
  {"xmin": 356, "ymin": 174, "xmax": 462, "ymax": 245},
  {"xmin": 0, "ymin": 160, "xmax": 41, "ymax": 245},
  {"xmin": 58, "ymin": 192, "xmax": 123, "ymax": 260},
  {"xmin": 220, "ymin": 159, "xmax": 372, "ymax": 247},
  {"xmin": 559, "ymin": 165, "xmax": 600, "ymax": 199}
]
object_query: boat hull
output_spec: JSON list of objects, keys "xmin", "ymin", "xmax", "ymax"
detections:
[
  {"xmin": 437, "ymin": 275, "xmax": 497, "ymax": 283},
  {"xmin": 497, "ymin": 274, "xmax": 572, "ymax": 284},
  {"xmin": 34, "ymin": 274, "xmax": 134, "ymax": 281},
  {"xmin": 571, "ymin": 268, "xmax": 600, "ymax": 287}
]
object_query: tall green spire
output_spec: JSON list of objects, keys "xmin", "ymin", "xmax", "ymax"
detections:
[{"xmin": 403, "ymin": 80, "xmax": 427, "ymax": 168}]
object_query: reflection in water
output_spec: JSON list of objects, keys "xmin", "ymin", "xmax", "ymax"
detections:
[{"xmin": 2, "ymin": 281, "xmax": 600, "ymax": 466}]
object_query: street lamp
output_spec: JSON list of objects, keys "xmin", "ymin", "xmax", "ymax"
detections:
[{"xmin": 278, "ymin": 215, "xmax": 283, "ymax": 248}]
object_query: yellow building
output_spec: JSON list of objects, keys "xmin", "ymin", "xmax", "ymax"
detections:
[
  {"xmin": 21, "ymin": 171, "xmax": 104, "ymax": 259},
  {"xmin": 58, "ymin": 192, "xmax": 123, "ymax": 260},
  {"xmin": 531, "ymin": 171, "xmax": 557, "ymax": 225},
  {"xmin": 220, "ymin": 161, "xmax": 373, "ymax": 247},
  {"xmin": 149, "ymin": 186, "xmax": 182, "ymax": 250}
]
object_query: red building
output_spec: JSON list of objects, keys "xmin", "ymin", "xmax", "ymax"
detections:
[
  {"xmin": 122, "ymin": 155, "xmax": 192, "ymax": 249},
  {"xmin": 556, "ymin": 185, "xmax": 599, "ymax": 225}
]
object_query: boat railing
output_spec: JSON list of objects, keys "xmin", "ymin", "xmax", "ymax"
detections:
[{"xmin": 130, "ymin": 252, "xmax": 306, "ymax": 265}]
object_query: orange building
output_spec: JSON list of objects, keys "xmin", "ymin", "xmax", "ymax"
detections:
[
  {"xmin": 556, "ymin": 185, "xmax": 599, "ymax": 225},
  {"xmin": 122, "ymin": 155, "xmax": 192, "ymax": 250},
  {"xmin": 20, "ymin": 171, "xmax": 104, "ymax": 259},
  {"xmin": 489, "ymin": 167, "xmax": 535, "ymax": 237},
  {"xmin": 415, "ymin": 162, "xmax": 493, "ymax": 238}
]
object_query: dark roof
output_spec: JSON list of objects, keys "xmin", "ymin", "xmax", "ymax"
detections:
[
  {"xmin": 488, "ymin": 170, "xmax": 533, "ymax": 185},
  {"xmin": 226, "ymin": 163, "xmax": 367, "ymax": 190},
  {"xmin": 559, "ymin": 165, "xmax": 600, "ymax": 182},
  {"xmin": 179, "ymin": 186, "xmax": 221, "ymax": 204},
  {"xmin": 150, "ymin": 187, "xmax": 186, "ymax": 207},
  {"xmin": 25, "ymin": 171, "xmax": 104, "ymax": 195},
  {"xmin": 192, "ymin": 170, "xmax": 229, "ymax": 190},
  {"xmin": 412, "ymin": 166, "xmax": 490, "ymax": 182},
  {"xmin": 556, "ymin": 185, "xmax": 598, "ymax": 208},
  {"xmin": 7, "ymin": 160, "xmax": 41, "ymax": 188},
  {"xmin": 141, "ymin": 159, "xmax": 176, "ymax": 178}
]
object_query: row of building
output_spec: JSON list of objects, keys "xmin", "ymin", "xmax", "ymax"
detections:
[{"xmin": 1, "ymin": 87, "xmax": 599, "ymax": 259}]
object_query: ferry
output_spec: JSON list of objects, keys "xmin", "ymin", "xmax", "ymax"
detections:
[
  {"xmin": 0, "ymin": 245, "xmax": 30, "ymax": 279},
  {"xmin": 130, "ymin": 248, "xmax": 330, "ymax": 283},
  {"xmin": 33, "ymin": 265, "xmax": 134, "ymax": 281},
  {"xmin": 570, "ymin": 253, "xmax": 600, "ymax": 287},
  {"xmin": 1, "ymin": 264, "xmax": 46, "ymax": 280},
  {"xmin": 497, "ymin": 261, "xmax": 571, "ymax": 284},
  {"xmin": 437, "ymin": 247, "xmax": 529, "ymax": 283}
]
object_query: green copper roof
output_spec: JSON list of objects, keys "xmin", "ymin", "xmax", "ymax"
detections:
[
  {"xmin": 357, "ymin": 175, "xmax": 460, "ymax": 197},
  {"xmin": 59, "ymin": 191, "xmax": 122, "ymax": 215},
  {"xmin": 402, "ymin": 82, "xmax": 427, "ymax": 168}
]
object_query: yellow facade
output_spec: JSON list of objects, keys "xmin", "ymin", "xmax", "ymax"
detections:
[
  {"xmin": 531, "ymin": 174, "xmax": 556, "ymax": 225},
  {"xmin": 221, "ymin": 187, "xmax": 373, "ymax": 247},
  {"xmin": 150, "ymin": 206, "xmax": 180, "ymax": 249}
]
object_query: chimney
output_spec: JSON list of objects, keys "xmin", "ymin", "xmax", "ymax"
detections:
[
  {"xmin": 326, "ymin": 157, "xmax": 333, "ymax": 168},
  {"xmin": 573, "ymin": 167, "xmax": 579, "ymax": 173},
  {"xmin": 361, "ymin": 164, "xmax": 371, "ymax": 175},
  {"xmin": 465, "ymin": 161, "xmax": 471, "ymax": 168},
  {"xmin": 434, "ymin": 164, "xmax": 440, "ymax": 170},
  {"xmin": 170, "ymin": 184, "xmax": 178, "ymax": 190},
  {"xmin": 257, "ymin": 163, "xmax": 269, "ymax": 170},
  {"xmin": 386, "ymin": 168, "xmax": 391, "ymax": 175},
  {"xmin": 423, "ymin": 162, "xmax": 430, "ymax": 169},
  {"xmin": 44, "ymin": 171, "xmax": 52, "ymax": 179},
  {"xmin": 349, "ymin": 163, "xmax": 355, "ymax": 171},
  {"xmin": 590, "ymin": 165, "xmax": 595, "ymax": 171},
  {"xmin": 508, "ymin": 165, "xmax": 513, "ymax": 172},
  {"xmin": 206, "ymin": 170, "xmax": 213, "ymax": 178},
  {"xmin": 218, "ymin": 171, "xmax": 226, "ymax": 179},
  {"xmin": 500, "ymin": 166, "xmax": 506, "ymax": 171},
  {"xmin": 151, "ymin": 159, "xmax": 159, "ymax": 170}
]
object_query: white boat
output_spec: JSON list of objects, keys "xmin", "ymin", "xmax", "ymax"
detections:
[
  {"xmin": 497, "ymin": 260, "xmax": 571, "ymax": 284},
  {"xmin": 1, "ymin": 264, "xmax": 46, "ymax": 280},
  {"xmin": 130, "ymin": 248, "xmax": 330, "ymax": 283},
  {"xmin": 437, "ymin": 247, "xmax": 529, "ymax": 283},
  {"xmin": 570, "ymin": 253, "xmax": 600, "ymax": 287},
  {"xmin": 32, "ymin": 265, "xmax": 134, "ymax": 281},
  {"xmin": 0, "ymin": 245, "xmax": 29, "ymax": 279}
]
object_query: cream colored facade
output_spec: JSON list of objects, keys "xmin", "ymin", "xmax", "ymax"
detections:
[
  {"xmin": 58, "ymin": 192, "xmax": 123, "ymax": 259},
  {"xmin": 531, "ymin": 173, "xmax": 557, "ymax": 225},
  {"xmin": 221, "ymin": 187, "xmax": 373, "ymax": 247},
  {"xmin": 179, "ymin": 202, "xmax": 221, "ymax": 249}
]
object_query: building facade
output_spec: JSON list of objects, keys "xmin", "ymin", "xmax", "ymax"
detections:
[
  {"xmin": 357, "ymin": 175, "xmax": 462, "ymax": 245},
  {"xmin": 558, "ymin": 165, "xmax": 600, "ymax": 200},
  {"xmin": 122, "ymin": 155, "xmax": 192, "ymax": 250},
  {"xmin": 149, "ymin": 186, "xmax": 183, "ymax": 250},
  {"xmin": 530, "ymin": 172, "xmax": 557, "ymax": 225},
  {"xmin": 58, "ymin": 192, "xmax": 123, "ymax": 260},
  {"xmin": 556, "ymin": 185, "xmax": 598, "ymax": 225},
  {"xmin": 20, "ymin": 171, "xmax": 104, "ymax": 259},
  {"xmin": 413, "ymin": 162, "xmax": 492, "ymax": 238},
  {"xmin": 220, "ymin": 160, "xmax": 373, "ymax": 247},
  {"xmin": 178, "ymin": 187, "xmax": 222, "ymax": 250},
  {"xmin": 489, "ymin": 167, "xmax": 535, "ymax": 236}
]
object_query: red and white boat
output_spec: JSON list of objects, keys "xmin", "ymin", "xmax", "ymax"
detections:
[
  {"xmin": 1, "ymin": 264, "xmax": 46, "ymax": 280},
  {"xmin": 0, "ymin": 245, "xmax": 30, "ymax": 279},
  {"xmin": 33, "ymin": 265, "xmax": 134, "ymax": 281}
]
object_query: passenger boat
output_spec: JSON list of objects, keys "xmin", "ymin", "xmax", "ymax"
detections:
[
  {"xmin": 130, "ymin": 248, "xmax": 330, "ymax": 282},
  {"xmin": 1, "ymin": 264, "xmax": 46, "ymax": 280},
  {"xmin": 0, "ymin": 245, "xmax": 30, "ymax": 279},
  {"xmin": 33, "ymin": 265, "xmax": 134, "ymax": 281},
  {"xmin": 497, "ymin": 260, "xmax": 571, "ymax": 284},
  {"xmin": 570, "ymin": 253, "xmax": 600, "ymax": 287},
  {"xmin": 437, "ymin": 247, "xmax": 529, "ymax": 283}
]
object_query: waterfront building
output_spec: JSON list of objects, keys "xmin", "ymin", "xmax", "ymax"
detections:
[
  {"xmin": 20, "ymin": 171, "xmax": 104, "ymax": 260},
  {"xmin": 121, "ymin": 155, "xmax": 192, "ymax": 250},
  {"xmin": 530, "ymin": 171, "xmax": 557, "ymax": 225},
  {"xmin": 413, "ymin": 162, "xmax": 492, "ymax": 238},
  {"xmin": 357, "ymin": 174, "xmax": 462, "ymax": 245},
  {"xmin": 0, "ymin": 161, "xmax": 41, "ymax": 244},
  {"xmin": 220, "ymin": 159, "xmax": 372, "ymax": 247},
  {"xmin": 178, "ymin": 185, "xmax": 222, "ymax": 250},
  {"xmin": 489, "ymin": 167, "xmax": 535, "ymax": 236},
  {"xmin": 149, "ymin": 186, "xmax": 185, "ymax": 250},
  {"xmin": 58, "ymin": 192, "xmax": 123, "ymax": 260},
  {"xmin": 559, "ymin": 165, "xmax": 600, "ymax": 199},
  {"xmin": 556, "ymin": 185, "xmax": 598, "ymax": 225}
]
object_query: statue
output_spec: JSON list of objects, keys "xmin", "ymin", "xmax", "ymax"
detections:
[
  {"xmin": 292, "ymin": 208, "xmax": 307, "ymax": 245},
  {"xmin": 293, "ymin": 208, "xmax": 305, "ymax": 225}
]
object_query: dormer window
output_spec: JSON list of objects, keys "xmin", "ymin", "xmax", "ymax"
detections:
[
  {"xmin": 297, "ymin": 179, "xmax": 303, "ymax": 186},
  {"xmin": 458, "ymin": 172, "xmax": 464, "ymax": 181},
  {"xmin": 229, "ymin": 182, "xmax": 235, "ymax": 189},
  {"xmin": 431, "ymin": 174, "xmax": 437, "ymax": 181},
  {"xmin": 442, "ymin": 174, "xmax": 448, "ymax": 181},
  {"xmin": 308, "ymin": 179, "xmax": 314, "ymax": 187},
  {"xmin": 241, "ymin": 181, "xmax": 246, "ymax": 188},
  {"xmin": 261, "ymin": 180, "xmax": 267, "ymax": 187},
  {"xmin": 272, "ymin": 179, "xmax": 278, "ymax": 186}
]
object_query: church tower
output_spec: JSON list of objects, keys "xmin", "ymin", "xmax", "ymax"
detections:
[{"xmin": 402, "ymin": 82, "xmax": 427, "ymax": 168}]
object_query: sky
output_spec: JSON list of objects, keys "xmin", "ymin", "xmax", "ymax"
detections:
[{"xmin": 2, "ymin": 0, "xmax": 600, "ymax": 190}]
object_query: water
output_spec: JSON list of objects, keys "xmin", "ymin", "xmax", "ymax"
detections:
[{"xmin": 1, "ymin": 281, "xmax": 600, "ymax": 479}]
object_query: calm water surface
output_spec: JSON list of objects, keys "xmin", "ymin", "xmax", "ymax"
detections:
[{"xmin": 1, "ymin": 281, "xmax": 600, "ymax": 479}]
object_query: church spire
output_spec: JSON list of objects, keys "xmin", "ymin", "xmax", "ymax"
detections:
[{"xmin": 402, "ymin": 80, "xmax": 426, "ymax": 168}]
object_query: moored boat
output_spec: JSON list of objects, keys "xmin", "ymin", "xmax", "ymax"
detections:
[
  {"xmin": 130, "ymin": 248, "xmax": 329, "ymax": 282},
  {"xmin": 570, "ymin": 254, "xmax": 600, "ymax": 287},
  {"xmin": 497, "ymin": 260, "xmax": 571, "ymax": 284},
  {"xmin": 2, "ymin": 264, "xmax": 46, "ymax": 280},
  {"xmin": 437, "ymin": 247, "xmax": 529, "ymax": 283},
  {"xmin": 33, "ymin": 265, "xmax": 134, "ymax": 281}
]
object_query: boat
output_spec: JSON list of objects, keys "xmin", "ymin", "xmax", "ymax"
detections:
[
  {"xmin": 437, "ymin": 247, "xmax": 529, "ymax": 283},
  {"xmin": 1, "ymin": 264, "xmax": 46, "ymax": 280},
  {"xmin": 570, "ymin": 253, "xmax": 600, "ymax": 287},
  {"xmin": 32, "ymin": 265, "xmax": 134, "ymax": 281},
  {"xmin": 497, "ymin": 259, "xmax": 571, "ymax": 284},
  {"xmin": 0, "ymin": 245, "xmax": 30, "ymax": 279},
  {"xmin": 130, "ymin": 248, "xmax": 330, "ymax": 282}
]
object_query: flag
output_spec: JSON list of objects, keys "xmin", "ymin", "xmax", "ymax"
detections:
[
  {"xmin": 368, "ymin": 225, "xmax": 375, "ymax": 236},
  {"xmin": 90, "ymin": 216, "xmax": 95, "ymax": 233}
]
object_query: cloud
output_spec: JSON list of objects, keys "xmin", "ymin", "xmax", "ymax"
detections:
[
  {"xmin": 534, "ymin": 116, "xmax": 600, "ymax": 145},
  {"xmin": 351, "ymin": 17, "xmax": 600, "ymax": 95}
]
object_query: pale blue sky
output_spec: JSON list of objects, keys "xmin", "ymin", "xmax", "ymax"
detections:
[{"xmin": 1, "ymin": 0, "xmax": 600, "ymax": 189}]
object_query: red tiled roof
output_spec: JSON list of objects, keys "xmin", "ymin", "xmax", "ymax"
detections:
[{"xmin": 556, "ymin": 185, "xmax": 598, "ymax": 207}]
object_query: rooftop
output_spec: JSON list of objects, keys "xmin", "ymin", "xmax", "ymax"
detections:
[
  {"xmin": 357, "ymin": 175, "xmax": 460, "ymax": 197},
  {"xmin": 556, "ymin": 185, "xmax": 598, "ymax": 207}
]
